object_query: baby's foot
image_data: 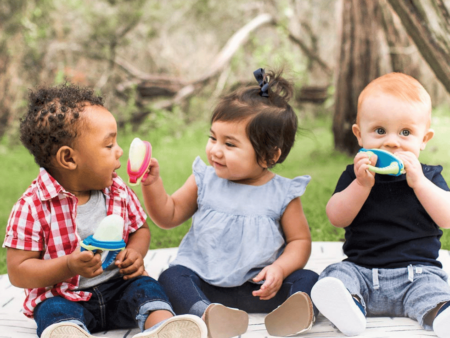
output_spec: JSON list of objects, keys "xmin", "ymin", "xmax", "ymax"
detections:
[
  {"xmin": 41, "ymin": 322, "xmax": 103, "ymax": 338},
  {"xmin": 434, "ymin": 302, "xmax": 450, "ymax": 338},
  {"xmin": 264, "ymin": 291, "xmax": 314, "ymax": 336},
  {"xmin": 204, "ymin": 303, "xmax": 248, "ymax": 338},
  {"xmin": 133, "ymin": 314, "xmax": 207, "ymax": 338},
  {"xmin": 311, "ymin": 277, "xmax": 366, "ymax": 336}
]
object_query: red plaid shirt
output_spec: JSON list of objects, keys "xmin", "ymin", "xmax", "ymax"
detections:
[{"xmin": 3, "ymin": 168, "xmax": 147, "ymax": 318}]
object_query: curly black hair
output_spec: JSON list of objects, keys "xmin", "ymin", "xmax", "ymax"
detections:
[
  {"xmin": 20, "ymin": 83, "xmax": 104, "ymax": 169},
  {"xmin": 211, "ymin": 69, "xmax": 297, "ymax": 169}
]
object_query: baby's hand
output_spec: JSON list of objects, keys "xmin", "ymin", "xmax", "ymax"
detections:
[
  {"xmin": 141, "ymin": 158, "xmax": 160, "ymax": 186},
  {"xmin": 252, "ymin": 264, "xmax": 284, "ymax": 300},
  {"xmin": 395, "ymin": 151, "xmax": 425, "ymax": 189},
  {"xmin": 115, "ymin": 248, "xmax": 145, "ymax": 280},
  {"xmin": 354, "ymin": 152, "xmax": 377, "ymax": 188},
  {"xmin": 67, "ymin": 247, "xmax": 103, "ymax": 278}
]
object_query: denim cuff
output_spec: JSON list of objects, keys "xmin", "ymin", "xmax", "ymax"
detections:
[
  {"xmin": 189, "ymin": 300, "xmax": 210, "ymax": 317},
  {"xmin": 136, "ymin": 300, "xmax": 175, "ymax": 331},
  {"xmin": 348, "ymin": 289, "xmax": 366, "ymax": 312}
]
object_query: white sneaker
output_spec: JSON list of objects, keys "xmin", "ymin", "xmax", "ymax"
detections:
[
  {"xmin": 41, "ymin": 322, "xmax": 101, "ymax": 338},
  {"xmin": 434, "ymin": 304, "xmax": 450, "ymax": 338},
  {"xmin": 311, "ymin": 277, "xmax": 366, "ymax": 336},
  {"xmin": 265, "ymin": 292, "xmax": 314, "ymax": 336},
  {"xmin": 133, "ymin": 314, "xmax": 207, "ymax": 338},
  {"xmin": 204, "ymin": 303, "xmax": 248, "ymax": 338}
]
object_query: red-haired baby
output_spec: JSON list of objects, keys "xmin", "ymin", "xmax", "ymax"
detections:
[{"xmin": 312, "ymin": 73, "xmax": 450, "ymax": 338}]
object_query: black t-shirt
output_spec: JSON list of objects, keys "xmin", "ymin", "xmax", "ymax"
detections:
[{"xmin": 334, "ymin": 164, "xmax": 449, "ymax": 269}]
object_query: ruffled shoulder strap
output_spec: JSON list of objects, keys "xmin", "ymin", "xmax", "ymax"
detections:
[
  {"xmin": 192, "ymin": 156, "xmax": 208, "ymax": 198},
  {"xmin": 281, "ymin": 175, "xmax": 311, "ymax": 214}
]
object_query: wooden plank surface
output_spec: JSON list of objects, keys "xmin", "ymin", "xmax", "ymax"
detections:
[{"xmin": 0, "ymin": 242, "xmax": 446, "ymax": 338}]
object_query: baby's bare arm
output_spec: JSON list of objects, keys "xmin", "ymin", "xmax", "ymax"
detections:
[
  {"xmin": 276, "ymin": 197, "xmax": 312, "ymax": 274},
  {"xmin": 327, "ymin": 153, "xmax": 376, "ymax": 228},
  {"xmin": 326, "ymin": 180, "xmax": 372, "ymax": 228},
  {"xmin": 253, "ymin": 197, "xmax": 311, "ymax": 300},
  {"xmin": 417, "ymin": 184, "xmax": 450, "ymax": 229},
  {"xmin": 141, "ymin": 158, "xmax": 198, "ymax": 229},
  {"xmin": 7, "ymin": 247, "xmax": 102, "ymax": 289},
  {"xmin": 396, "ymin": 151, "xmax": 450, "ymax": 229},
  {"xmin": 412, "ymin": 179, "xmax": 450, "ymax": 229}
]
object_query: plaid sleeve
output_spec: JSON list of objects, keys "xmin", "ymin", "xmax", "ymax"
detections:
[
  {"xmin": 3, "ymin": 198, "xmax": 44, "ymax": 251},
  {"xmin": 125, "ymin": 186, "xmax": 147, "ymax": 233}
]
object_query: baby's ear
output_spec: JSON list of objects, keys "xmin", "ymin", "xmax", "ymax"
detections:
[
  {"xmin": 352, "ymin": 124, "xmax": 363, "ymax": 147},
  {"xmin": 55, "ymin": 146, "xmax": 77, "ymax": 170},
  {"xmin": 420, "ymin": 128, "xmax": 435, "ymax": 150},
  {"xmin": 259, "ymin": 148, "xmax": 282, "ymax": 169},
  {"xmin": 273, "ymin": 148, "xmax": 282, "ymax": 164}
]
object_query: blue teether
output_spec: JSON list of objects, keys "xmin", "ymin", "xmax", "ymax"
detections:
[
  {"xmin": 80, "ymin": 215, "xmax": 126, "ymax": 269},
  {"xmin": 359, "ymin": 148, "xmax": 405, "ymax": 176}
]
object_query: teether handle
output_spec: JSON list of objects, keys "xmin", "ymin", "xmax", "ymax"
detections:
[{"xmin": 79, "ymin": 247, "xmax": 119, "ymax": 269}]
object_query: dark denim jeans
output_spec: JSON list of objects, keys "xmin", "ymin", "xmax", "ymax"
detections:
[
  {"xmin": 158, "ymin": 265, "xmax": 319, "ymax": 317},
  {"xmin": 34, "ymin": 276, "xmax": 174, "ymax": 337}
]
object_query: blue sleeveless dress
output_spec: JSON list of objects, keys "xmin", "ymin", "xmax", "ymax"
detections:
[{"xmin": 170, "ymin": 157, "xmax": 311, "ymax": 287}]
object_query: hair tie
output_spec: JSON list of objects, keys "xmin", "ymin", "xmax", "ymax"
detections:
[{"xmin": 253, "ymin": 68, "xmax": 269, "ymax": 97}]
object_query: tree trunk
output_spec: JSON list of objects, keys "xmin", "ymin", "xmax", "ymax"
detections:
[
  {"xmin": 333, "ymin": 0, "xmax": 382, "ymax": 155},
  {"xmin": 379, "ymin": 0, "xmax": 419, "ymax": 77},
  {"xmin": 387, "ymin": 0, "xmax": 450, "ymax": 94}
]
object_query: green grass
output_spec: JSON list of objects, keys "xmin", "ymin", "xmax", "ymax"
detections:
[{"xmin": 1, "ymin": 112, "xmax": 450, "ymax": 274}]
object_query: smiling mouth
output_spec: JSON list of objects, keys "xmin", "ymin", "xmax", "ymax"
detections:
[{"xmin": 213, "ymin": 161, "xmax": 225, "ymax": 168}]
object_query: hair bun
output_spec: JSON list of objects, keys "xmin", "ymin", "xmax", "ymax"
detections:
[{"xmin": 265, "ymin": 70, "xmax": 293, "ymax": 105}]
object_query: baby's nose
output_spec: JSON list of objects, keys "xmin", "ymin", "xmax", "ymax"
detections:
[
  {"xmin": 117, "ymin": 146, "xmax": 124, "ymax": 158},
  {"xmin": 383, "ymin": 134, "xmax": 400, "ymax": 147},
  {"xmin": 211, "ymin": 144, "xmax": 224, "ymax": 157}
]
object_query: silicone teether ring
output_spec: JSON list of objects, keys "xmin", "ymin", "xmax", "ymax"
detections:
[
  {"xmin": 359, "ymin": 148, "xmax": 405, "ymax": 176},
  {"xmin": 80, "ymin": 237, "xmax": 126, "ymax": 269}
]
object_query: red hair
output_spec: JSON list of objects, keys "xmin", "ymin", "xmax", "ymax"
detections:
[{"xmin": 357, "ymin": 73, "xmax": 431, "ymax": 123}]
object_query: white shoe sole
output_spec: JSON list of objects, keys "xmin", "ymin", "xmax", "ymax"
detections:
[
  {"xmin": 133, "ymin": 314, "xmax": 207, "ymax": 338},
  {"xmin": 265, "ymin": 292, "xmax": 314, "ymax": 336},
  {"xmin": 41, "ymin": 322, "xmax": 99, "ymax": 338},
  {"xmin": 434, "ymin": 305, "xmax": 450, "ymax": 338},
  {"xmin": 311, "ymin": 277, "xmax": 366, "ymax": 336},
  {"xmin": 205, "ymin": 304, "xmax": 248, "ymax": 338}
]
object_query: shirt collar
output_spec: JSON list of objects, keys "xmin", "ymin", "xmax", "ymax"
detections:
[
  {"xmin": 103, "ymin": 175, "xmax": 127, "ymax": 195},
  {"xmin": 37, "ymin": 168, "xmax": 70, "ymax": 201}
]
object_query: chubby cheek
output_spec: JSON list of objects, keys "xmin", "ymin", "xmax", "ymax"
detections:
[{"xmin": 205, "ymin": 145, "xmax": 213, "ymax": 165}]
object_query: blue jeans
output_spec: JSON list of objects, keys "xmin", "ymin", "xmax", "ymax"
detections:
[
  {"xmin": 34, "ymin": 276, "xmax": 174, "ymax": 337},
  {"xmin": 320, "ymin": 261, "xmax": 450, "ymax": 330},
  {"xmin": 158, "ymin": 265, "xmax": 319, "ymax": 317}
]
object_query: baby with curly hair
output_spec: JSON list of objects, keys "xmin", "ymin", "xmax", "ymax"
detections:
[{"xmin": 3, "ymin": 84, "xmax": 206, "ymax": 338}]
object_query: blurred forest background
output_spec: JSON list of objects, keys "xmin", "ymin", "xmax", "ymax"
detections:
[{"xmin": 1, "ymin": 0, "xmax": 450, "ymax": 274}]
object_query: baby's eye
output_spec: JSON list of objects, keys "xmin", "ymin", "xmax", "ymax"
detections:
[
  {"xmin": 208, "ymin": 135, "xmax": 216, "ymax": 141},
  {"xmin": 225, "ymin": 142, "xmax": 235, "ymax": 147},
  {"xmin": 400, "ymin": 130, "xmax": 410, "ymax": 136},
  {"xmin": 375, "ymin": 128, "xmax": 385, "ymax": 135},
  {"xmin": 106, "ymin": 145, "xmax": 113, "ymax": 149}
]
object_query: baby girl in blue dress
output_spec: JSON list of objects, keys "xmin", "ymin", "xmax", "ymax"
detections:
[{"xmin": 141, "ymin": 68, "xmax": 318, "ymax": 338}]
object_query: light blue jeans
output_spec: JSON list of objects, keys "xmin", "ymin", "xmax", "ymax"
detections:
[{"xmin": 319, "ymin": 261, "xmax": 450, "ymax": 330}]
